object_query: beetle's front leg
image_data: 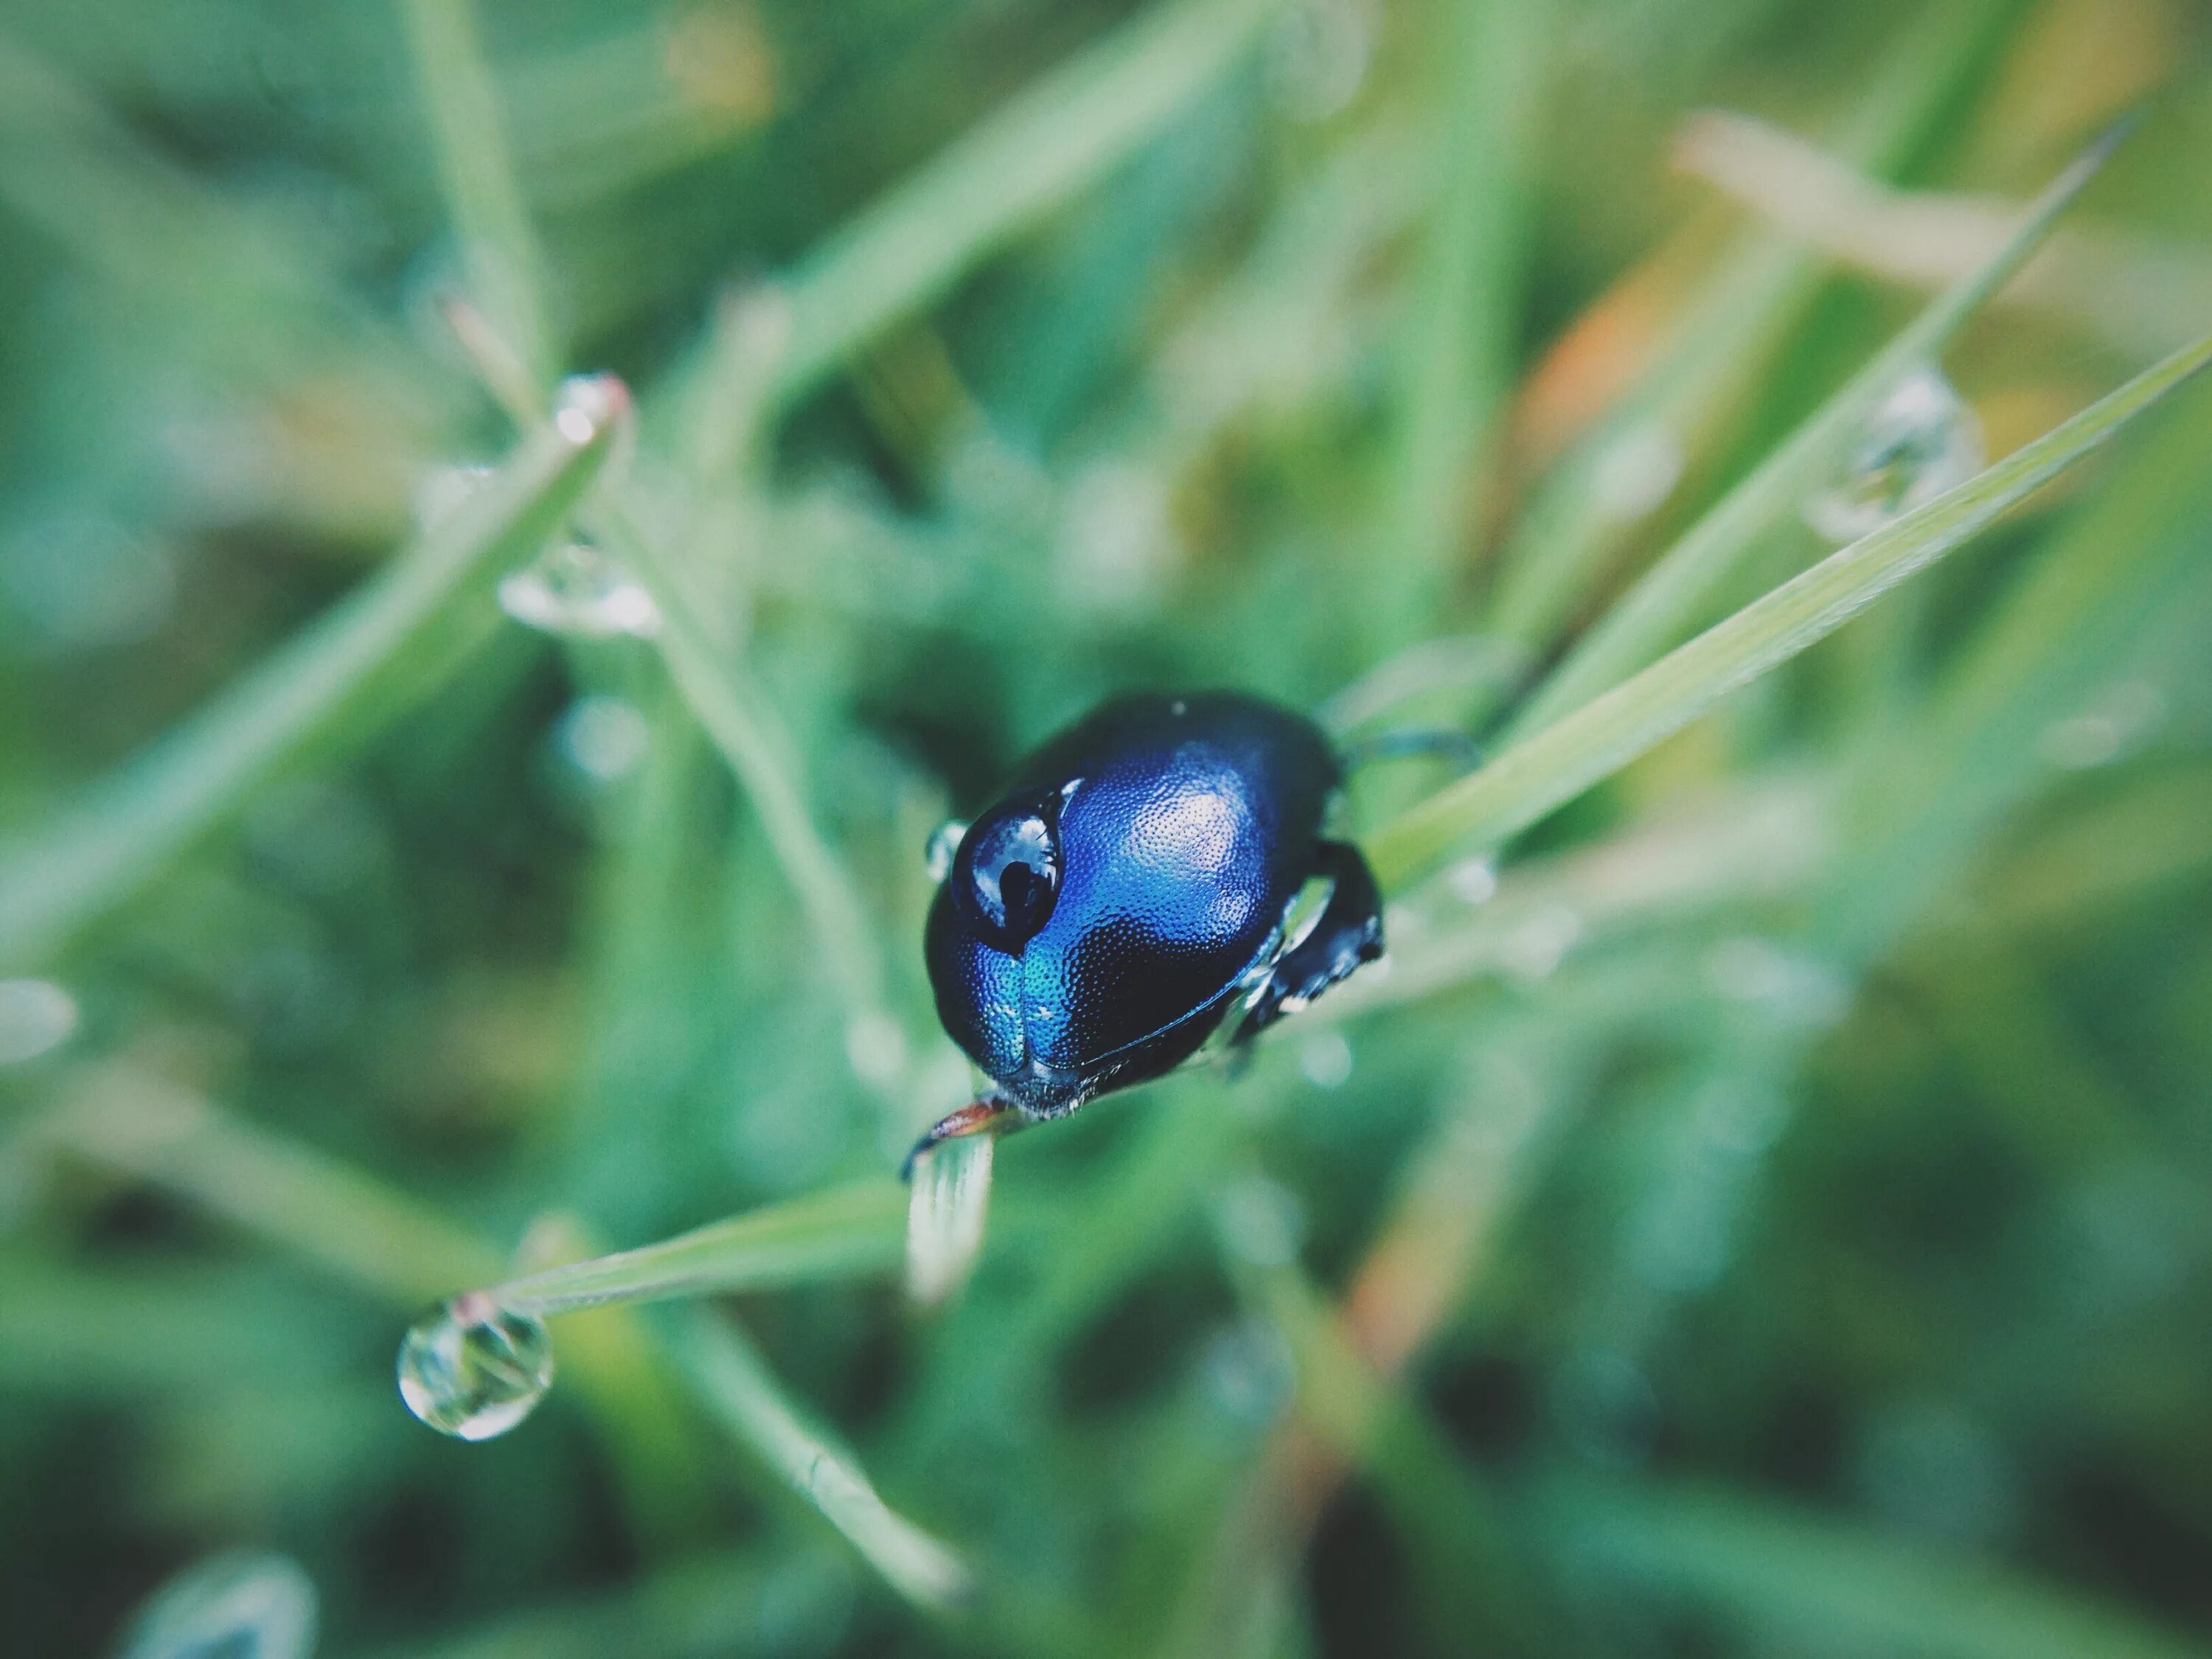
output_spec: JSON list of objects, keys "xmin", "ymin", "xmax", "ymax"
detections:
[
  {"xmin": 1234, "ymin": 838, "xmax": 1384, "ymax": 1043},
  {"xmin": 900, "ymin": 1095, "xmax": 1026, "ymax": 1181}
]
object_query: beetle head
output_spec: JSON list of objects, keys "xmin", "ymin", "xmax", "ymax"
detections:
[{"xmin": 950, "ymin": 789, "xmax": 1062, "ymax": 954}]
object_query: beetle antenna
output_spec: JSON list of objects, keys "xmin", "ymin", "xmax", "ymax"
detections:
[{"xmin": 900, "ymin": 1096, "xmax": 1023, "ymax": 1182}]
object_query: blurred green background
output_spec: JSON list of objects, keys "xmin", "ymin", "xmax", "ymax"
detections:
[{"xmin": 2, "ymin": 0, "xmax": 2212, "ymax": 1654}]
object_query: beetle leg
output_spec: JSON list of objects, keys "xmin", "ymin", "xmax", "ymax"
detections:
[
  {"xmin": 1234, "ymin": 839, "xmax": 1384, "ymax": 1044},
  {"xmin": 900, "ymin": 1095, "xmax": 1024, "ymax": 1182}
]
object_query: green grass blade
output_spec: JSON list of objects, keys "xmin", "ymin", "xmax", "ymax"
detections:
[
  {"xmin": 762, "ymin": 0, "xmax": 1282, "ymax": 410},
  {"xmin": 1226, "ymin": 1249, "xmax": 1534, "ymax": 1650},
  {"xmin": 1815, "ymin": 370, "xmax": 2212, "ymax": 963},
  {"xmin": 1478, "ymin": 0, "xmax": 2021, "ymax": 658},
  {"xmin": 29, "ymin": 1066, "xmax": 504, "ymax": 1305},
  {"xmin": 476, "ymin": 1182, "xmax": 908, "ymax": 1318},
  {"xmin": 0, "ymin": 407, "xmax": 617, "ymax": 969},
  {"xmin": 399, "ymin": 0, "xmax": 557, "ymax": 391},
  {"xmin": 1545, "ymin": 1475, "xmax": 2212, "ymax": 1659},
  {"xmin": 1367, "ymin": 326, "xmax": 2212, "ymax": 891},
  {"xmin": 906, "ymin": 1134, "xmax": 995, "ymax": 1307},
  {"xmin": 1360, "ymin": 0, "xmax": 1545, "ymax": 654},
  {"xmin": 1514, "ymin": 120, "xmax": 2130, "ymax": 736},
  {"xmin": 662, "ymin": 1308, "xmax": 970, "ymax": 1608},
  {"xmin": 592, "ymin": 502, "xmax": 892, "ymax": 1036},
  {"xmin": 389, "ymin": 0, "xmax": 899, "ymax": 1071}
]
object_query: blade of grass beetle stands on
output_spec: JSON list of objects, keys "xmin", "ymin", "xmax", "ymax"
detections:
[
  {"xmin": 0, "ymin": 406, "xmax": 619, "ymax": 971},
  {"xmin": 30, "ymin": 1068, "xmax": 948, "ymax": 1602},
  {"xmin": 472, "ymin": 1182, "xmax": 908, "ymax": 1318},
  {"xmin": 658, "ymin": 1307, "xmax": 971, "ymax": 1610},
  {"xmin": 905, "ymin": 1134, "xmax": 996, "ymax": 1307},
  {"xmin": 501, "ymin": 1214, "xmax": 721, "ymax": 1546},
  {"xmin": 1298, "ymin": 392, "xmax": 2212, "ymax": 1659},
  {"xmin": 1363, "ymin": 325, "xmax": 2212, "ymax": 894},
  {"xmin": 1478, "ymin": 0, "xmax": 2024, "ymax": 659},
  {"xmin": 1537, "ymin": 1477, "xmax": 2212, "ymax": 1659},
  {"xmin": 1512, "ymin": 118, "xmax": 2134, "ymax": 738}
]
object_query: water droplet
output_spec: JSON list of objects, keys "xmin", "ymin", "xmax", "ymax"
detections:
[
  {"xmin": 116, "ymin": 1548, "xmax": 317, "ymax": 1659},
  {"xmin": 1806, "ymin": 365, "xmax": 1984, "ymax": 543},
  {"xmin": 1592, "ymin": 423, "xmax": 1685, "ymax": 522},
  {"xmin": 1265, "ymin": 0, "xmax": 1377, "ymax": 121},
  {"xmin": 397, "ymin": 1292, "xmax": 554, "ymax": 1441},
  {"xmin": 1298, "ymin": 1031, "xmax": 1354, "ymax": 1089},
  {"xmin": 551, "ymin": 372, "xmax": 629, "ymax": 445},
  {"xmin": 940, "ymin": 431, "xmax": 1054, "ymax": 526},
  {"xmin": 1703, "ymin": 936, "xmax": 1850, "ymax": 1030},
  {"xmin": 555, "ymin": 694, "xmax": 651, "ymax": 782},
  {"xmin": 2039, "ymin": 678, "xmax": 2167, "ymax": 771},
  {"xmin": 1213, "ymin": 1175, "xmax": 1304, "ymax": 1267},
  {"xmin": 1198, "ymin": 1319, "xmax": 1295, "ymax": 1426},
  {"xmin": 1448, "ymin": 857, "xmax": 1499, "ymax": 904},
  {"xmin": 411, "ymin": 462, "xmax": 493, "ymax": 532},
  {"xmin": 923, "ymin": 820, "xmax": 967, "ymax": 882},
  {"xmin": 498, "ymin": 543, "xmax": 661, "ymax": 639},
  {"xmin": 0, "ymin": 978, "xmax": 78, "ymax": 1065},
  {"xmin": 1500, "ymin": 903, "xmax": 1581, "ymax": 981}
]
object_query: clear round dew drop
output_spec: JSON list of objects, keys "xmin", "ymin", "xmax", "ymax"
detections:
[
  {"xmin": 0, "ymin": 976, "xmax": 79, "ymax": 1065},
  {"xmin": 923, "ymin": 819, "xmax": 967, "ymax": 882},
  {"xmin": 1805, "ymin": 364, "xmax": 1985, "ymax": 543},
  {"xmin": 115, "ymin": 1548, "xmax": 318, "ymax": 1659},
  {"xmin": 554, "ymin": 692, "xmax": 651, "ymax": 784},
  {"xmin": 396, "ymin": 1292, "xmax": 555, "ymax": 1441},
  {"xmin": 497, "ymin": 543, "xmax": 661, "ymax": 640},
  {"xmin": 551, "ymin": 372, "xmax": 628, "ymax": 445}
]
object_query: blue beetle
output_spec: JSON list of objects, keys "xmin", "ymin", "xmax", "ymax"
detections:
[{"xmin": 908, "ymin": 689, "xmax": 1391, "ymax": 1169}]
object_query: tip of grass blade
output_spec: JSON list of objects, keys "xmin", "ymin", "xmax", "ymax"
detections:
[
  {"xmin": 2074, "ymin": 108, "xmax": 2145, "ymax": 177},
  {"xmin": 849, "ymin": 1498, "xmax": 974, "ymax": 1611},
  {"xmin": 906, "ymin": 1133, "xmax": 995, "ymax": 1307},
  {"xmin": 552, "ymin": 372, "xmax": 633, "ymax": 446}
]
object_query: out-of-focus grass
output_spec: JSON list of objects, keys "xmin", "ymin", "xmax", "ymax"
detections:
[{"xmin": 1, "ymin": 0, "xmax": 2210, "ymax": 1656}]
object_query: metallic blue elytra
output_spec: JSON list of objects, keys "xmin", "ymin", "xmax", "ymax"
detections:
[{"xmin": 922, "ymin": 690, "xmax": 1385, "ymax": 1134}]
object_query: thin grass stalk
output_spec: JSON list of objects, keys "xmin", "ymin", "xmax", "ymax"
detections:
[
  {"xmin": 1368, "ymin": 326, "xmax": 2212, "ymax": 890},
  {"xmin": 1478, "ymin": 0, "xmax": 2023, "ymax": 656},
  {"xmin": 0, "ymin": 411, "xmax": 616, "ymax": 969},
  {"xmin": 1514, "ymin": 118, "xmax": 2132, "ymax": 736}
]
